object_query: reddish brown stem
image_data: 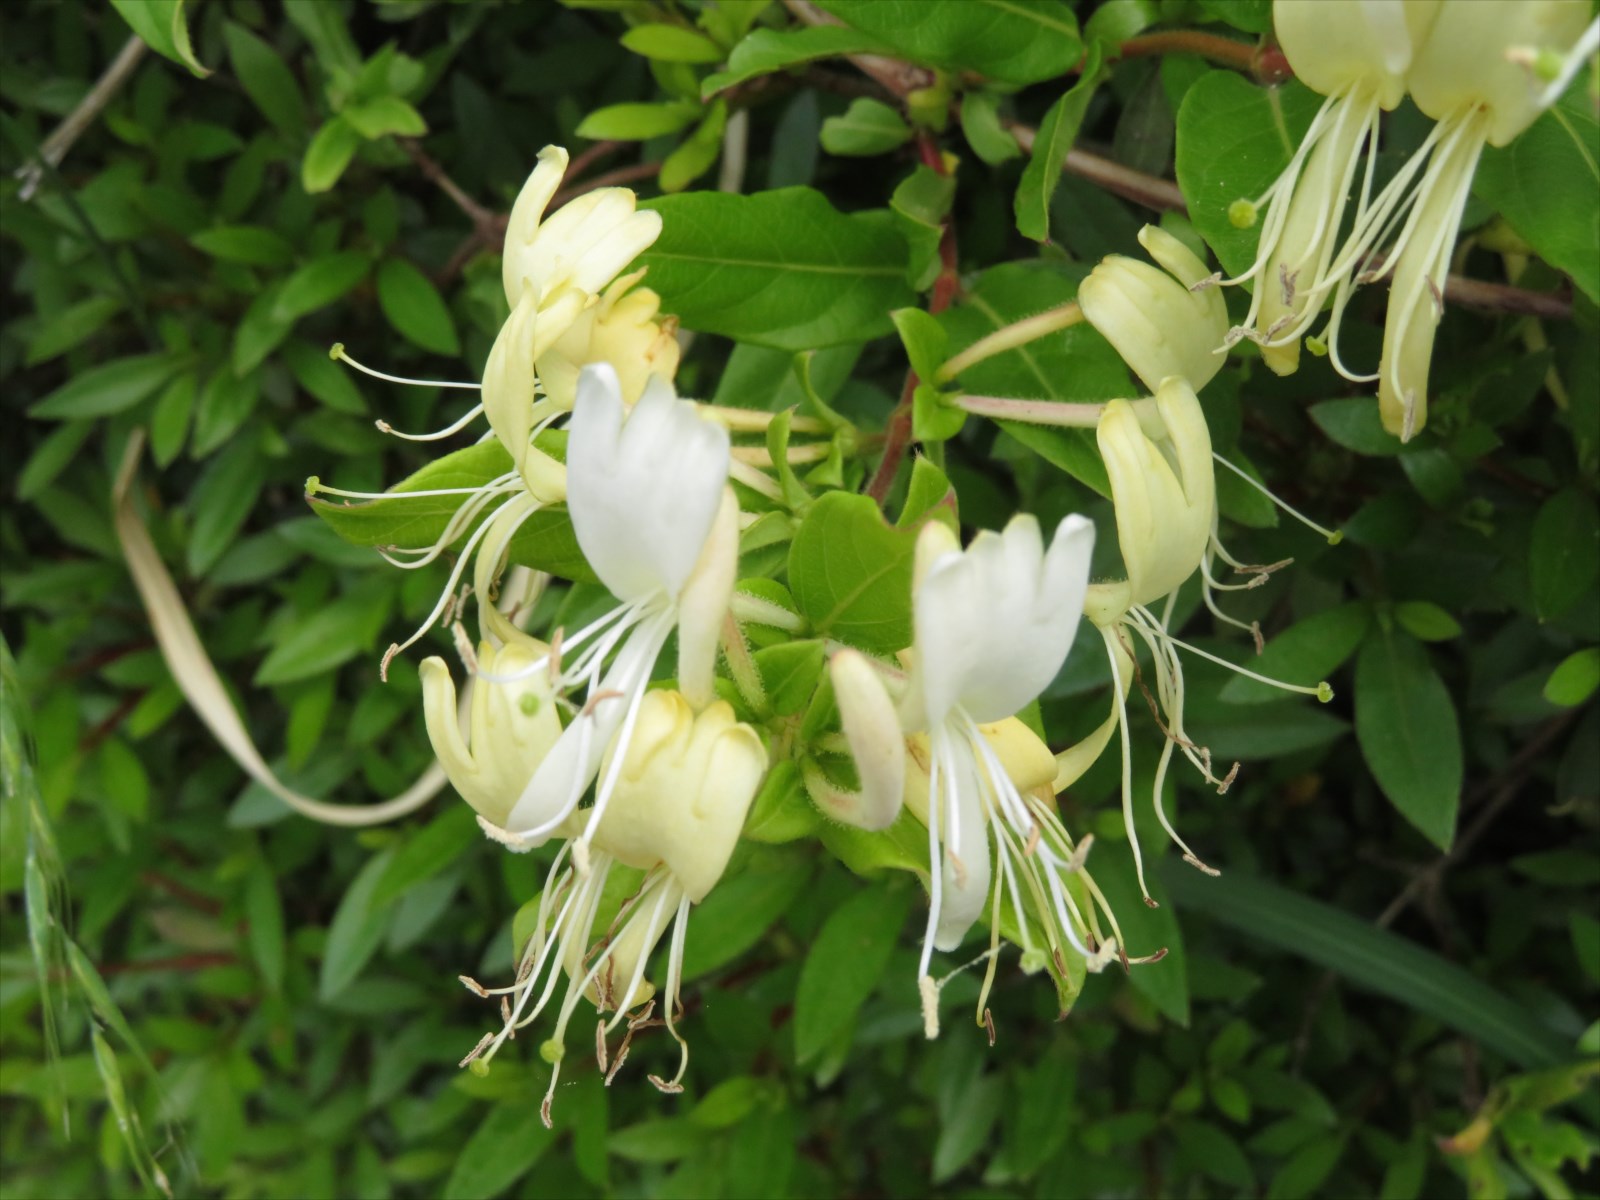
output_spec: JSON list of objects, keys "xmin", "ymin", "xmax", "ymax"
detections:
[{"xmin": 1117, "ymin": 30, "xmax": 1258, "ymax": 73}]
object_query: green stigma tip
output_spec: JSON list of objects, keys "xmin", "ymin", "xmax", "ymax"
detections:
[
  {"xmin": 539, "ymin": 1039, "xmax": 564, "ymax": 1064},
  {"xmin": 468, "ymin": 1059, "xmax": 490, "ymax": 1078},
  {"xmin": 1305, "ymin": 335, "xmax": 1328, "ymax": 357},
  {"xmin": 1316, "ymin": 682, "xmax": 1334, "ymax": 703},
  {"xmin": 1327, "ymin": 530, "xmax": 1344, "ymax": 546},
  {"xmin": 329, "ymin": 342, "xmax": 345, "ymax": 360},
  {"xmin": 519, "ymin": 694, "xmax": 541, "ymax": 716},
  {"xmin": 305, "ymin": 476, "xmax": 321, "ymax": 495},
  {"xmin": 1227, "ymin": 199, "xmax": 1258, "ymax": 230},
  {"xmin": 1019, "ymin": 948, "xmax": 1048, "ymax": 975}
]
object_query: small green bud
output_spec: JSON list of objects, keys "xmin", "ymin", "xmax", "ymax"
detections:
[
  {"xmin": 540, "ymin": 1039, "xmax": 564, "ymax": 1065},
  {"xmin": 1316, "ymin": 682, "xmax": 1334, "ymax": 704},
  {"xmin": 1228, "ymin": 199, "xmax": 1258, "ymax": 229}
]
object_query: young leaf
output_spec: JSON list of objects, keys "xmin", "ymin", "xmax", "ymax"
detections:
[
  {"xmin": 111, "ymin": 0, "xmax": 209, "ymax": 77},
  {"xmin": 223, "ymin": 21, "xmax": 306, "ymax": 139},
  {"xmin": 702, "ymin": 26, "xmax": 896, "ymax": 96},
  {"xmin": 302, "ymin": 117, "xmax": 362, "ymax": 194},
  {"xmin": 1015, "ymin": 43, "xmax": 1104, "ymax": 242},
  {"xmin": 816, "ymin": 0, "xmax": 1082, "ymax": 86},
  {"xmin": 621, "ymin": 23, "xmax": 724, "ymax": 64},
  {"xmin": 820, "ymin": 98, "xmax": 913, "ymax": 157}
]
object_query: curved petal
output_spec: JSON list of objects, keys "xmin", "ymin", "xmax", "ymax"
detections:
[
  {"xmin": 930, "ymin": 730, "xmax": 991, "ymax": 952},
  {"xmin": 827, "ymin": 649, "xmax": 907, "ymax": 831},
  {"xmin": 676, "ymin": 488, "xmax": 740, "ymax": 709},
  {"xmin": 502, "ymin": 145, "xmax": 569, "ymax": 305}
]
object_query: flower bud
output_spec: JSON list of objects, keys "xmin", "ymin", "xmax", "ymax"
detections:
[
  {"xmin": 819, "ymin": 649, "xmax": 906, "ymax": 831},
  {"xmin": 420, "ymin": 642, "xmax": 561, "ymax": 830},
  {"xmin": 590, "ymin": 691, "xmax": 767, "ymax": 903},
  {"xmin": 1079, "ymin": 226, "xmax": 1227, "ymax": 394},
  {"xmin": 1275, "ymin": 0, "xmax": 1441, "ymax": 109},
  {"xmin": 1096, "ymin": 376, "xmax": 1215, "ymax": 610},
  {"xmin": 1407, "ymin": 0, "xmax": 1593, "ymax": 146}
]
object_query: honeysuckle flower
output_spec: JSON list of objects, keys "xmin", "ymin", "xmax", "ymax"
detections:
[
  {"xmin": 1078, "ymin": 225, "xmax": 1229, "ymax": 393},
  {"xmin": 1075, "ymin": 377, "xmax": 1331, "ymax": 902},
  {"xmin": 457, "ymin": 689, "xmax": 766, "ymax": 1122},
  {"xmin": 1216, "ymin": 0, "xmax": 1441, "ymax": 374},
  {"xmin": 536, "ymin": 270, "xmax": 681, "ymax": 412},
  {"xmin": 811, "ymin": 648, "xmax": 906, "ymax": 831},
  {"xmin": 483, "ymin": 364, "xmax": 739, "ymax": 870},
  {"xmin": 892, "ymin": 512, "xmax": 1146, "ymax": 1036},
  {"xmin": 418, "ymin": 640, "xmax": 562, "ymax": 829},
  {"xmin": 1339, "ymin": 0, "xmax": 1597, "ymax": 439}
]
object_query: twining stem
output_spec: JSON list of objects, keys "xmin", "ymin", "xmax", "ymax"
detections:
[{"xmin": 937, "ymin": 302, "xmax": 1083, "ymax": 382}]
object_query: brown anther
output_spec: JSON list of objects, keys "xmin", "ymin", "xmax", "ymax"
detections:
[
  {"xmin": 1140, "ymin": 947, "xmax": 1170, "ymax": 964},
  {"xmin": 1190, "ymin": 271, "xmax": 1222, "ymax": 293},
  {"xmin": 648, "ymin": 1075, "xmax": 685, "ymax": 1094},
  {"xmin": 983, "ymin": 1008, "xmax": 997, "ymax": 1047},
  {"xmin": 605, "ymin": 1039, "xmax": 632, "ymax": 1085},
  {"xmin": 595, "ymin": 1020, "xmax": 609, "ymax": 1073},
  {"xmin": 1144, "ymin": 896, "xmax": 1160, "ymax": 909},
  {"xmin": 1217, "ymin": 761, "xmax": 1241, "ymax": 793},
  {"xmin": 1023, "ymin": 823, "xmax": 1041, "ymax": 858},
  {"xmin": 500, "ymin": 996, "xmax": 512, "ymax": 1027},
  {"xmin": 458, "ymin": 1032, "xmax": 494, "ymax": 1068},
  {"xmin": 375, "ymin": 419, "xmax": 394, "ymax": 433},
  {"xmin": 547, "ymin": 626, "xmax": 565, "ymax": 684},
  {"xmin": 458, "ymin": 975, "xmax": 489, "ymax": 998},
  {"xmin": 1279, "ymin": 263, "xmax": 1297, "ymax": 307},
  {"xmin": 1118, "ymin": 946, "xmax": 1132, "ymax": 973},
  {"xmin": 379, "ymin": 643, "xmax": 401, "ymax": 683},
  {"xmin": 540, "ymin": 1096, "xmax": 553, "ymax": 1128},
  {"xmin": 1182, "ymin": 852, "xmax": 1222, "ymax": 878}
]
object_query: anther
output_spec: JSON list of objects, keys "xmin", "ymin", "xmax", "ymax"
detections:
[
  {"xmin": 1182, "ymin": 852, "xmax": 1222, "ymax": 878},
  {"xmin": 459, "ymin": 1032, "xmax": 494, "ymax": 1068},
  {"xmin": 648, "ymin": 1075, "xmax": 685, "ymax": 1094},
  {"xmin": 459, "ymin": 975, "xmax": 489, "ymax": 998},
  {"xmin": 983, "ymin": 1008, "xmax": 996, "ymax": 1047}
]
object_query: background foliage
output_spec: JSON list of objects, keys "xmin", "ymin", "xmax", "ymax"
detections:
[{"xmin": 2, "ymin": 1, "xmax": 1597, "ymax": 1197}]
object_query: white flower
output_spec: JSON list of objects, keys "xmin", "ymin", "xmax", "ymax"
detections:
[
  {"xmin": 458, "ymin": 689, "xmax": 766, "ymax": 1121},
  {"xmin": 491, "ymin": 364, "xmax": 739, "ymax": 867},
  {"xmin": 1216, "ymin": 0, "xmax": 1441, "ymax": 373},
  {"xmin": 1078, "ymin": 225, "xmax": 1228, "ymax": 394},
  {"xmin": 895, "ymin": 513, "xmax": 1129, "ymax": 1035}
]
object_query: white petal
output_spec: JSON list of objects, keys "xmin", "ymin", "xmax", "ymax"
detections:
[
  {"xmin": 931, "ymin": 729, "xmax": 991, "ymax": 952},
  {"xmin": 912, "ymin": 514, "xmax": 1094, "ymax": 726},
  {"xmin": 567, "ymin": 365, "xmax": 729, "ymax": 604}
]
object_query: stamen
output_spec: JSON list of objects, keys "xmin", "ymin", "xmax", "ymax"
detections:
[
  {"xmin": 376, "ymin": 403, "xmax": 486, "ymax": 442},
  {"xmin": 330, "ymin": 343, "xmax": 480, "ymax": 390},
  {"xmin": 1211, "ymin": 453, "xmax": 1342, "ymax": 544}
]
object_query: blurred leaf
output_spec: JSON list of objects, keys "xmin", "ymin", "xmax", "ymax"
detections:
[
  {"xmin": 681, "ymin": 851, "xmax": 811, "ymax": 979},
  {"xmin": 318, "ymin": 847, "xmax": 398, "ymax": 1002},
  {"xmin": 1529, "ymin": 487, "xmax": 1599, "ymax": 622},
  {"xmin": 1355, "ymin": 626, "xmax": 1462, "ymax": 850},
  {"xmin": 376, "ymin": 259, "xmax": 460, "ymax": 356},
  {"xmin": 703, "ymin": 26, "xmax": 894, "ymax": 96},
  {"xmin": 246, "ymin": 858, "xmax": 287, "ymax": 992},
  {"xmin": 442, "ymin": 1099, "xmax": 555, "ymax": 1200},
  {"xmin": 28, "ymin": 353, "xmax": 182, "ymax": 419},
  {"xmin": 1164, "ymin": 867, "xmax": 1569, "ymax": 1068},
  {"xmin": 190, "ymin": 224, "xmax": 296, "ymax": 267},
  {"xmin": 111, "ymin": 0, "xmax": 209, "ymax": 77},
  {"xmin": 253, "ymin": 577, "xmax": 393, "ymax": 686},
  {"xmin": 1544, "ymin": 647, "xmax": 1599, "ymax": 707},
  {"xmin": 793, "ymin": 882, "xmax": 911, "ymax": 1062},
  {"xmin": 621, "ymin": 23, "xmax": 724, "ymax": 64},
  {"xmin": 345, "ymin": 95, "xmax": 428, "ymax": 139},
  {"xmin": 576, "ymin": 101, "xmax": 701, "ymax": 140},
  {"xmin": 275, "ymin": 252, "xmax": 372, "ymax": 322},
  {"xmin": 816, "ymin": 0, "xmax": 1081, "ymax": 86},
  {"xmin": 1219, "ymin": 603, "xmax": 1368, "ymax": 705},
  {"xmin": 303, "ymin": 118, "xmax": 363, "ymax": 193},
  {"xmin": 1310, "ymin": 398, "xmax": 1405, "ymax": 456},
  {"xmin": 223, "ymin": 21, "xmax": 306, "ymax": 139},
  {"xmin": 187, "ymin": 435, "xmax": 268, "ymax": 576},
  {"xmin": 820, "ymin": 98, "xmax": 913, "ymax": 157},
  {"xmin": 24, "ymin": 296, "xmax": 123, "ymax": 366}
]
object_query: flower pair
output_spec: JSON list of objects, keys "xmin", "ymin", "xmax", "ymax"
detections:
[{"xmin": 1224, "ymin": 0, "xmax": 1597, "ymax": 439}]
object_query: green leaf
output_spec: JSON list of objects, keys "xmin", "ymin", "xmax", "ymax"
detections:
[
  {"xmin": 1219, "ymin": 603, "xmax": 1369, "ymax": 704},
  {"xmin": 681, "ymin": 852, "xmax": 812, "ymax": 980},
  {"xmin": 621, "ymin": 23, "xmax": 724, "ymax": 64},
  {"xmin": 376, "ymin": 259, "xmax": 460, "ymax": 356},
  {"xmin": 253, "ymin": 578, "xmax": 393, "ymax": 685},
  {"xmin": 1174, "ymin": 1119, "xmax": 1254, "ymax": 1188},
  {"xmin": 150, "ymin": 373, "xmax": 197, "ymax": 466},
  {"xmin": 111, "ymin": 0, "xmax": 209, "ymax": 77},
  {"xmin": 28, "ymin": 353, "xmax": 182, "ymax": 419},
  {"xmin": 1476, "ymin": 88, "xmax": 1600, "ymax": 304},
  {"xmin": 816, "ymin": 0, "xmax": 1082, "ymax": 86},
  {"xmin": 1163, "ymin": 867, "xmax": 1569, "ymax": 1068},
  {"xmin": 1176, "ymin": 72, "xmax": 1323, "ymax": 277},
  {"xmin": 890, "ymin": 164, "xmax": 955, "ymax": 290},
  {"xmin": 1393, "ymin": 600, "xmax": 1462, "ymax": 643},
  {"xmin": 1309, "ymin": 398, "xmax": 1405, "ymax": 456},
  {"xmin": 1544, "ymin": 647, "xmax": 1600, "ymax": 707},
  {"xmin": 318, "ymin": 847, "xmax": 397, "ymax": 1002},
  {"xmin": 190, "ymin": 224, "xmax": 296, "ymax": 267},
  {"xmin": 1355, "ymin": 626, "xmax": 1463, "ymax": 850},
  {"xmin": 793, "ymin": 883, "xmax": 912, "ymax": 1062},
  {"xmin": 443, "ymin": 1100, "xmax": 555, "ymax": 1200},
  {"xmin": 1197, "ymin": 0, "xmax": 1273, "ymax": 33},
  {"xmin": 1530, "ymin": 487, "xmax": 1599, "ymax": 622},
  {"xmin": 959, "ymin": 90, "xmax": 1022, "ymax": 164},
  {"xmin": 275, "ymin": 251, "xmax": 371, "ymax": 321},
  {"xmin": 788, "ymin": 491, "xmax": 917, "ymax": 653},
  {"xmin": 754, "ymin": 640, "xmax": 826, "ymax": 717},
  {"xmin": 1015, "ymin": 43, "xmax": 1104, "ymax": 242},
  {"xmin": 1092, "ymin": 859, "xmax": 1189, "ymax": 1024},
  {"xmin": 233, "ymin": 285, "xmax": 295, "ymax": 375},
  {"xmin": 16, "ymin": 421, "xmax": 94, "ymax": 502},
  {"xmin": 223, "ymin": 21, "xmax": 306, "ymax": 139},
  {"xmin": 302, "ymin": 117, "xmax": 362, "ymax": 194},
  {"xmin": 1269, "ymin": 1135, "xmax": 1346, "ymax": 1200},
  {"xmin": 820, "ymin": 98, "xmax": 913, "ymax": 157},
  {"xmin": 576, "ymin": 101, "xmax": 702, "ymax": 141},
  {"xmin": 639, "ymin": 189, "xmax": 914, "ymax": 351},
  {"xmin": 344, "ymin": 95, "xmax": 429, "ymax": 140},
  {"xmin": 702, "ymin": 25, "xmax": 896, "ymax": 96},
  {"xmin": 658, "ymin": 100, "xmax": 728, "ymax": 193},
  {"xmin": 283, "ymin": 340, "xmax": 366, "ymax": 413},
  {"xmin": 246, "ymin": 858, "xmax": 287, "ymax": 992},
  {"xmin": 24, "ymin": 295, "xmax": 122, "ymax": 366},
  {"xmin": 898, "ymin": 456, "xmax": 956, "ymax": 528},
  {"xmin": 938, "ymin": 262, "xmax": 1128, "ymax": 496}
]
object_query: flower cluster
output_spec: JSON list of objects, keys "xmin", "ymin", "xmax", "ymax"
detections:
[
  {"xmin": 1220, "ymin": 0, "xmax": 1597, "ymax": 440},
  {"xmin": 325, "ymin": 142, "xmax": 1343, "ymax": 1116}
]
